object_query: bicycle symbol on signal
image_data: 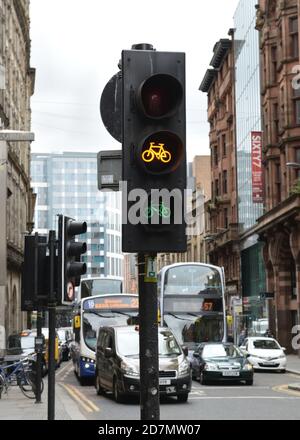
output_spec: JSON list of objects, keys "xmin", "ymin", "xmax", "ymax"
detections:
[{"xmin": 142, "ymin": 142, "xmax": 172, "ymax": 164}]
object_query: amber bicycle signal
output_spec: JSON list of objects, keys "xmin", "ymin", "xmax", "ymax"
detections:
[{"xmin": 142, "ymin": 143, "xmax": 172, "ymax": 164}]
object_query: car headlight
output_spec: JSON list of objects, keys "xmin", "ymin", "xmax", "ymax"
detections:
[
  {"xmin": 277, "ymin": 354, "xmax": 286, "ymax": 359},
  {"xmin": 121, "ymin": 361, "xmax": 139, "ymax": 377},
  {"xmin": 248, "ymin": 354, "xmax": 260, "ymax": 359},
  {"xmin": 243, "ymin": 363, "xmax": 253, "ymax": 370},
  {"xmin": 204, "ymin": 363, "xmax": 218, "ymax": 371},
  {"xmin": 178, "ymin": 359, "xmax": 190, "ymax": 377}
]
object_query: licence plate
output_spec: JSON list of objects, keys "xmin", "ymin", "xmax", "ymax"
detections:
[
  {"xmin": 222, "ymin": 371, "xmax": 240, "ymax": 377},
  {"xmin": 159, "ymin": 378, "xmax": 171, "ymax": 385}
]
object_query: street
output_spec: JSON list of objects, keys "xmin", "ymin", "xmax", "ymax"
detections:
[{"xmin": 56, "ymin": 361, "xmax": 300, "ymax": 420}]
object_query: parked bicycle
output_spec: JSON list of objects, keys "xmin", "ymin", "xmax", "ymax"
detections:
[{"xmin": 0, "ymin": 355, "xmax": 44, "ymax": 399}]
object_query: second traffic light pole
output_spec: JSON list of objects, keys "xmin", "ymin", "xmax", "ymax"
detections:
[
  {"xmin": 48, "ymin": 230, "xmax": 57, "ymax": 421},
  {"xmin": 138, "ymin": 253, "xmax": 160, "ymax": 420}
]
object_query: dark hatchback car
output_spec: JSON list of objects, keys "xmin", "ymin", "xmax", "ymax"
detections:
[
  {"xmin": 191, "ymin": 342, "xmax": 254, "ymax": 385},
  {"xmin": 95, "ymin": 326, "xmax": 192, "ymax": 403}
]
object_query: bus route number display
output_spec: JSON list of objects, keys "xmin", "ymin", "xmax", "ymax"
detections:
[{"xmin": 83, "ymin": 296, "xmax": 138, "ymax": 310}]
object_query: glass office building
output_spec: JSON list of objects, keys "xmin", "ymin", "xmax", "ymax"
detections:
[
  {"xmin": 234, "ymin": 0, "xmax": 266, "ymax": 325},
  {"xmin": 31, "ymin": 152, "xmax": 123, "ymax": 279},
  {"xmin": 234, "ymin": 0, "xmax": 264, "ymax": 232}
]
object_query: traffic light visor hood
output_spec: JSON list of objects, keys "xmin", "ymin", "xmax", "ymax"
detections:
[{"xmin": 138, "ymin": 74, "xmax": 183, "ymax": 119}]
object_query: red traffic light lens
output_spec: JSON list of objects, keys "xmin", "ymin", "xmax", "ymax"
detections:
[
  {"xmin": 139, "ymin": 74, "xmax": 183, "ymax": 119},
  {"xmin": 138, "ymin": 131, "xmax": 184, "ymax": 174}
]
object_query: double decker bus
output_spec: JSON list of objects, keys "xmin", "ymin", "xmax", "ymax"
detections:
[
  {"xmin": 158, "ymin": 263, "xmax": 227, "ymax": 355},
  {"xmin": 71, "ymin": 294, "xmax": 138, "ymax": 384}
]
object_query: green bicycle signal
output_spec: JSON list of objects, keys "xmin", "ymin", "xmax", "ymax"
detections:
[{"xmin": 146, "ymin": 203, "xmax": 171, "ymax": 220}]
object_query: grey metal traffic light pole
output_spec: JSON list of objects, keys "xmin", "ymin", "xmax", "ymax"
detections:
[
  {"xmin": 138, "ymin": 253, "xmax": 160, "ymax": 420},
  {"xmin": 47, "ymin": 230, "xmax": 57, "ymax": 420}
]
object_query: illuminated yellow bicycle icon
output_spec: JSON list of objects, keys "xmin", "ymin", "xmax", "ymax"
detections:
[{"xmin": 142, "ymin": 142, "xmax": 172, "ymax": 164}]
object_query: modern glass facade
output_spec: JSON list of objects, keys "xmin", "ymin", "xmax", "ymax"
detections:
[
  {"xmin": 31, "ymin": 152, "xmax": 123, "ymax": 279},
  {"xmin": 234, "ymin": 0, "xmax": 264, "ymax": 232},
  {"xmin": 233, "ymin": 0, "xmax": 267, "ymax": 331}
]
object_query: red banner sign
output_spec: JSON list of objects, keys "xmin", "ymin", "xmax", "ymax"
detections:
[{"xmin": 251, "ymin": 131, "xmax": 263, "ymax": 203}]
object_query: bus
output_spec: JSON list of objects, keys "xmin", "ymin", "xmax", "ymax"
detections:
[
  {"xmin": 157, "ymin": 263, "xmax": 227, "ymax": 355},
  {"xmin": 71, "ymin": 293, "xmax": 138, "ymax": 384},
  {"xmin": 79, "ymin": 276, "xmax": 123, "ymax": 299}
]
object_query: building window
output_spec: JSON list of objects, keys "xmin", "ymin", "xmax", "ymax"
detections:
[
  {"xmin": 273, "ymin": 103, "xmax": 279, "ymax": 142},
  {"xmin": 222, "ymin": 170, "xmax": 228, "ymax": 194},
  {"xmin": 215, "ymin": 179, "xmax": 219, "ymax": 197},
  {"xmin": 291, "ymin": 262, "xmax": 297, "ymax": 299},
  {"xmin": 222, "ymin": 134, "xmax": 226, "ymax": 157},
  {"xmin": 289, "ymin": 17, "xmax": 299, "ymax": 59},
  {"xmin": 271, "ymin": 46, "xmax": 277, "ymax": 84},
  {"xmin": 295, "ymin": 148, "xmax": 300, "ymax": 179},
  {"xmin": 224, "ymin": 208, "xmax": 228, "ymax": 229},
  {"xmin": 275, "ymin": 163, "xmax": 281, "ymax": 205},
  {"xmin": 295, "ymin": 99, "xmax": 300, "ymax": 125},
  {"xmin": 214, "ymin": 145, "xmax": 218, "ymax": 166}
]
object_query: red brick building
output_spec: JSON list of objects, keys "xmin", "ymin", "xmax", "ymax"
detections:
[
  {"xmin": 199, "ymin": 36, "xmax": 241, "ymax": 304},
  {"xmin": 255, "ymin": 0, "xmax": 300, "ymax": 350}
]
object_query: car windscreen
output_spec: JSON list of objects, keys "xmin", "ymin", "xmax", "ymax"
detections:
[
  {"xmin": 117, "ymin": 330, "xmax": 182, "ymax": 357},
  {"xmin": 202, "ymin": 344, "xmax": 241, "ymax": 359},
  {"xmin": 252, "ymin": 339, "xmax": 280, "ymax": 350}
]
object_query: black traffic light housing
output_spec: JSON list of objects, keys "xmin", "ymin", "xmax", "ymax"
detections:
[
  {"xmin": 21, "ymin": 234, "xmax": 48, "ymax": 311},
  {"xmin": 58, "ymin": 215, "xmax": 87, "ymax": 305},
  {"xmin": 122, "ymin": 46, "xmax": 187, "ymax": 253}
]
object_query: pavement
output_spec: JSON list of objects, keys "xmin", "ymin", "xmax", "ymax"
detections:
[
  {"xmin": 286, "ymin": 354, "xmax": 300, "ymax": 392},
  {"xmin": 0, "ymin": 377, "xmax": 86, "ymax": 420}
]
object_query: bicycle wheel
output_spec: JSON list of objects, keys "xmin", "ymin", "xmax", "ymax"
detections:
[
  {"xmin": 160, "ymin": 150, "xmax": 172, "ymax": 163},
  {"xmin": 19, "ymin": 371, "xmax": 44, "ymax": 399},
  {"xmin": 142, "ymin": 150, "xmax": 155, "ymax": 162}
]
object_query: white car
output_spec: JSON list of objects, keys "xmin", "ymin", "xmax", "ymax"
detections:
[{"xmin": 240, "ymin": 337, "xmax": 286, "ymax": 372}]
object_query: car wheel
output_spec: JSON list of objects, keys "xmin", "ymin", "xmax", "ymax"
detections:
[
  {"xmin": 245, "ymin": 379, "xmax": 253, "ymax": 385},
  {"xmin": 199, "ymin": 372, "xmax": 207, "ymax": 385},
  {"xmin": 280, "ymin": 369, "xmax": 286, "ymax": 374},
  {"xmin": 177, "ymin": 393, "xmax": 189, "ymax": 403},
  {"xmin": 113, "ymin": 377, "xmax": 124, "ymax": 403},
  {"xmin": 95, "ymin": 370, "xmax": 104, "ymax": 395}
]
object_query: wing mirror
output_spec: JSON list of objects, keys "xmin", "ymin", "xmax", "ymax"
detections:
[
  {"xmin": 281, "ymin": 347, "xmax": 286, "ymax": 351},
  {"xmin": 182, "ymin": 346, "xmax": 189, "ymax": 357}
]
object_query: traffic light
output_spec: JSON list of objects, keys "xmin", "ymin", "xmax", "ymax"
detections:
[
  {"xmin": 21, "ymin": 234, "xmax": 48, "ymax": 311},
  {"xmin": 58, "ymin": 215, "xmax": 87, "ymax": 305},
  {"xmin": 122, "ymin": 45, "xmax": 187, "ymax": 253}
]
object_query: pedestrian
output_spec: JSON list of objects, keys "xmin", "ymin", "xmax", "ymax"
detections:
[
  {"xmin": 238, "ymin": 329, "xmax": 246, "ymax": 346},
  {"xmin": 264, "ymin": 329, "xmax": 273, "ymax": 338}
]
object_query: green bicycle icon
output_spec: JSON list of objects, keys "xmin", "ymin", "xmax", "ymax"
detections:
[{"xmin": 145, "ymin": 203, "xmax": 171, "ymax": 220}]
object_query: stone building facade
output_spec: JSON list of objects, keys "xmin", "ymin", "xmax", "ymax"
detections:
[
  {"xmin": 0, "ymin": 0, "xmax": 35, "ymax": 345},
  {"xmin": 199, "ymin": 36, "xmax": 241, "ymax": 304},
  {"xmin": 254, "ymin": 0, "xmax": 300, "ymax": 351}
]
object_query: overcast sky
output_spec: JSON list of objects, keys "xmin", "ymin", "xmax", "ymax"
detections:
[{"xmin": 30, "ymin": 0, "xmax": 239, "ymax": 160}]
